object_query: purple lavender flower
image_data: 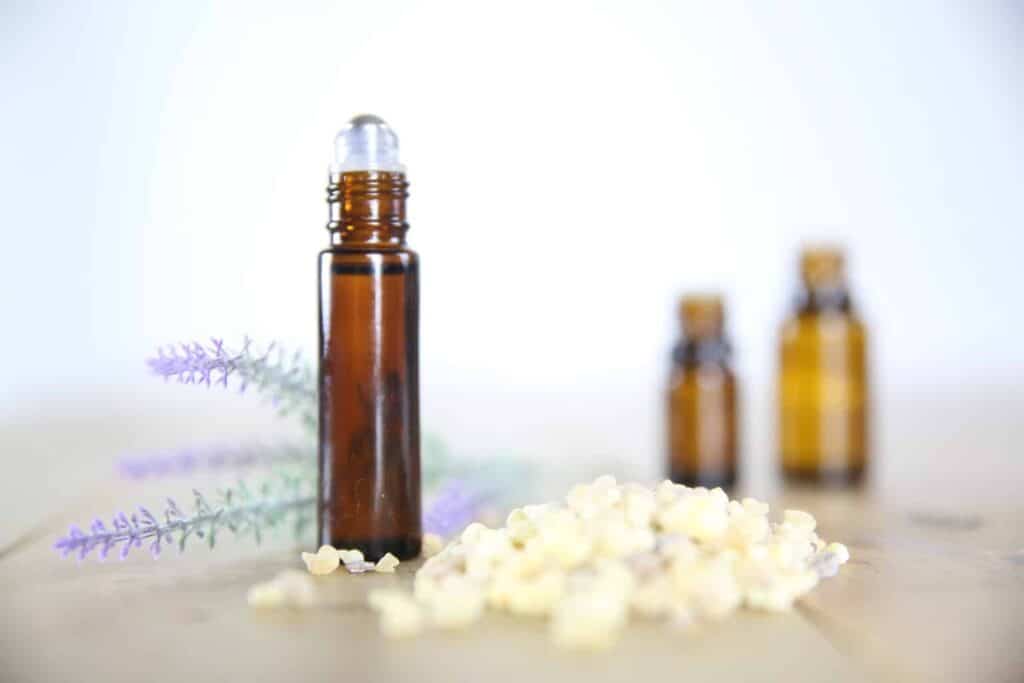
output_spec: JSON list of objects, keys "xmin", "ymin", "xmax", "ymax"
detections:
[
  {"xmin": 147, "ymin": 338, "xmax": 235, "ymax": 387},
  {"xmin": 422, "ymin": 479, "xmax": 492, "ymax": 537},
  {"xmin": 54, "ymin": 474, "xmax": 314, "ymax": 561},
  {"xmin": 117, "ymin": 442, "xmax": 312, "ymax": 480},
  {"xmin": 56, "ymin": 474, "xmax": 499, "ymax": 561},
  {"xmin": 148, "ymin": 339, "xmax": 317, "ymax": 431}
]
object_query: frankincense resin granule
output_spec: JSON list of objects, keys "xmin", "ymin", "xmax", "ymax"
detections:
[{"xmin": 368, "ymin": 476, "xmax": 850, "ymax": 649}]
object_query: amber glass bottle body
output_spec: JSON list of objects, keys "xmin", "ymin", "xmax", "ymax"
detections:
[
  {"xmin": 318, "ymin": 171, "xmax": 421, "ymax": 560},
  {"xmin": 778, "ymin": 249, "xmax": 868, "ymax": 485},
  {"xmin": 667, "ymin": 296, "xmax": 738, "ymax": 489}
]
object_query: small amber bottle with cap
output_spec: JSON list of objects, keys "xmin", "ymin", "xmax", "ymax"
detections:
[
  {"xmin": 778, "ymin": 247, "xmax": 868, "ymax": 485},
  {"xmin": 318, "ymin": 115, "xmax": 421, "ymax": 560},
  {"xmin": 667, "ymin": 295, "xmax": 738, "ymax": 489}
]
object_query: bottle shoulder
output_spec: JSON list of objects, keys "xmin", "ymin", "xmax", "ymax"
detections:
[
  {"xmin": 319, "ymin": 248, "xmax": 418, "ymax": 280},
  {"xmin": 320, "ymin": 247, "xmax": 418, "ymax": 264},
  {"xmin": 780, "ymin": 310, "xmax": 868, "ymax": 350},
  {"xmin": 785, "ymin": 309, "xmax": 865, "ymax": 329},
  {"xmin": 668, "ymin": 361, "xmax": 735, "ymax": 393}
]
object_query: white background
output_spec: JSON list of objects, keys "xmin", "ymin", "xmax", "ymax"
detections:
[{"xmin": 2, "ymin": 1, "xmax": 1022, "ymax": 496}]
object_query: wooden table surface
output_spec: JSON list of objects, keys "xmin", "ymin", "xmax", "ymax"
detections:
[
  {"xmin": 1, "ymin": 391, "xmax": 1023, "ymax": 682},
  {"xmin": 1, "ymin": 478, "xmax": 1021, "ymax": 682}
]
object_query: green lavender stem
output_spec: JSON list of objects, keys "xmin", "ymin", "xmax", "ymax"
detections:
[
  {"xmin": 147, "ymin": 339, "xmax": 317, "ymax": 432},
  {"xmin": 54, "ymin": 473, "xmax": 314, "ymax": 561}
]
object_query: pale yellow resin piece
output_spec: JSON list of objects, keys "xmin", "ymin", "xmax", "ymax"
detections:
[
  {"xmin": 826, "ymin": 542, "xmax": 850, "ymax": 563},
  {"xmin": 301, "ymin": 545, "xmax": 341, "ymax": 576},
  {"xmin": 375, "ymin": 552, "xmax": 400, "ymax": 573},
  {"xmin": 366, "ymin": 476, "xmax": 851, "ymax": 649},
  {"xmin": 338, "ymin": 548, "xmax": 365, "ymax": 566},
  {"xmin": 368, "ymin": 589, "xmax": 425, "ymax": 638},
  {"xmin": 247, "ymin": 569, "xmax": 315, "ymax": 608},
  {"xmin": 422, "ymin": 533, "xmax": 445, "ymax": 558}
]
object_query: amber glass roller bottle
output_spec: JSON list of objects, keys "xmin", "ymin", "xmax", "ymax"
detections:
[
  {"xmin": 778, "ymin": 247, "xmax": 868, "ymax": 485},
  {"xmin": 666, "ymin": 295, "xmax": 738, "ymax": 489},
  {"xmin": 318, "ymin": 115, "xmax": 421, "ymax": 560}
]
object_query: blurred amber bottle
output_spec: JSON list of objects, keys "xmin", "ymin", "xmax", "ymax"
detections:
[
  {"xmin": 778, "ymin": 247, "xmax": 868, "ymax": 485},
  {"xmin": 667, "ymin": 295, "xmax": 738, "ymax": 489}
]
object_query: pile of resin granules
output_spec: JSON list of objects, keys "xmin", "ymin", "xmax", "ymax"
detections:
[{"xmin": 367, "ymin": 476, "xmax": 850, "ymax": 650}]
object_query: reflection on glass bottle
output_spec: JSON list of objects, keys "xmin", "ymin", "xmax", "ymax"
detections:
[
  {"xmin": 778, "ymin": 247, "xmax": 868, "ymax": 485},
  {"xmin": 667, "ymin": 295, "xmax": 738, "ymax": 489}
]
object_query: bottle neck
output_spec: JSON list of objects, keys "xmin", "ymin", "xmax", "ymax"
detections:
[
  {"xmin": 674, "ymin": 335, "xmax": 731, "ymax": 367},
  {"xmin": 326, "ymin": 170, "xmax": 409, "ymax": 248},
  {"xmin": 798, "ymin": 249, "xmax": 851, "ymax": 313},
  {"xmin": 796, "ymin": 283, "xmax": 852, "ymax": 314}
]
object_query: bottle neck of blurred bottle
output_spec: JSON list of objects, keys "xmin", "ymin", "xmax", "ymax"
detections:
[
  {"xmin": 796, "ymin": 284, "xmax": 852, "ymax": 314},
  {"xmin": 796, "ymin": 248, "xmax": 852, "ymax": 313},
  {"xmin": 674, "ymin": 296, "xmax": 731, "ymax": 367}
]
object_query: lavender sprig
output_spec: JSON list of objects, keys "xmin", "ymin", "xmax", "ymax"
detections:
[
  {"xmin": 147, "ymin": 339, "xmax": 317, "ymax": 431},
  {"xmin": 114, "ymin": 434, "xmax": 464, "ymax": 483},
  {"xmin": 54, "ymin": 474, "xmax": 314, "ymax": 561},
  {"xmin": 423, "ymin": 479, "xmax": 493, "ymax": 537},
  {"xmin": 117, "ymin": 442, "xmax": 313, "ymax": 480},
  {"xmin": 55, "ymin": 472, "xmax": 498, "ymax": 561}
]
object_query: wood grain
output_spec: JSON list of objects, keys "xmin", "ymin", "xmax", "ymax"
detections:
[{"xmin": 3, "ymin": 478, "xmax": 1021, "ymax": 682}]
